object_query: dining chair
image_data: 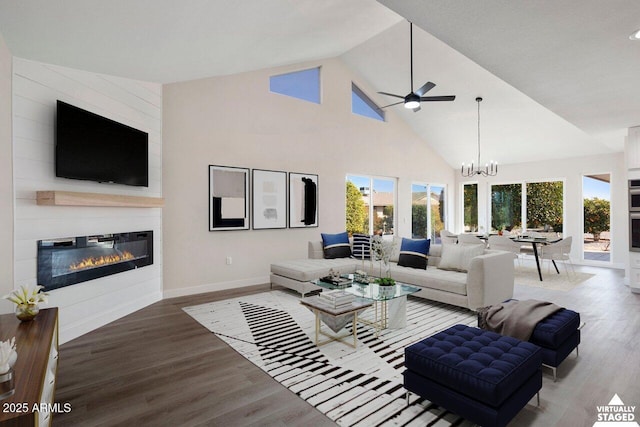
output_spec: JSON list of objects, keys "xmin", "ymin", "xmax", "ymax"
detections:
[
  {"xmin": 440, "ymin": 230, "xmax": 458, "ymax": 245},
  {"xmin": 457, "ymin": 233, "xmax": 486, "ymax": 246},
  {"xmin": 488, "ymin": 235, "xmax": 523, "ymax": 265},
  {"xmin": 540, "ymin": 236, "xmax": 574, "ymax": 276}
]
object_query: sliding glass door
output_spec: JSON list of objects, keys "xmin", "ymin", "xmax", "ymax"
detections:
[
  {"xmin": 412, "ymin": 183, "xmax": 446, "ymax": 242},
  {"xmin": 346, "ymin": 175, "xmax": 396, "ymax": 236}
]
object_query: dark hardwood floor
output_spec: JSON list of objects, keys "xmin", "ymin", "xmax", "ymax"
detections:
[
  {"xmin": 53, "ymin": 284, "xmax": 336, "ymax": 427},
  {"xmin": 53, "ymin": 263, "xmax": 640, "ymax": 426}
]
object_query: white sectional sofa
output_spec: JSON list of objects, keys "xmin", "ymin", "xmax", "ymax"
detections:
[{"xmin": 270, "ymin": 240, "xmax": 515, "ymax": 311}]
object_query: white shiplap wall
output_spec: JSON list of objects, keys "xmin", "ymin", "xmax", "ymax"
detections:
[{"xmin": 12, "ymin": 58, "xmax": 163, "ymax": 344}]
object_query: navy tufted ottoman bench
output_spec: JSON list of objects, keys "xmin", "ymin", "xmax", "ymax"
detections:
[
  {"xmin": 404, "ymin": 324, "xmax": 542, "ymax": 427},
  {"xmin": 529, "ymin": 307, "xmax": 581, "ymax": 381}
]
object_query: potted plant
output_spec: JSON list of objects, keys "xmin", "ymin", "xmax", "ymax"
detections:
[
  {"xmin": 375, "ymin": 277, "xmax": 396, "ymax": 286},
  {"xmin": 3, "ymin": 285, "xmax": 48, "ymax": 322},
  {"xmin": 371, "ymin": 236, "xmax": 395, "ymax": 278}
]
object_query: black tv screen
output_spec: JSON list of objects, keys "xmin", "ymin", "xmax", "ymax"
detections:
[{"xmin": 56, "ymin": 100, "xmax": 149, "ymax": 187}]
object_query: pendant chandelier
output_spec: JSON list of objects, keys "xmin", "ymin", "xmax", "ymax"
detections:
[{"xmin": 461, "ymin": 97, "xmax": 497, "ymax": 177}]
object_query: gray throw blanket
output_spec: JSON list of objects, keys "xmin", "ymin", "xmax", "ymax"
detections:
[{"xmin": 477, "ymin": 299, "xmax": 561, "ymax": 341}]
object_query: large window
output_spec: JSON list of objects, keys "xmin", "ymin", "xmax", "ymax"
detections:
[
  {"xmin": 490, "ymin": 181, "xmax": 563, "ymax": 235},
  {"xmin": 491, "ymin": 184, "xmax": 522, "ymax": 232},
  {"xmin": 412, "ymin": 183, "xmax": 446, "ymax": 242},
  {"xmin": 526, "ymin": 181, "xmax": 563, "ymax": 234},
  {"xmin": 351, "ymin": 83, "xmax": 385, "ymax": 122},
  {"xmin": 346, "ymin": 175, "xmax": 395, "ymax": 236},
  {"xmin": 269, "ymin": 67, "xmax": 320, "ymax": 104},
  {"xmin": 463, "ymin": 183, "xmax": 478, "ymax": 232}
]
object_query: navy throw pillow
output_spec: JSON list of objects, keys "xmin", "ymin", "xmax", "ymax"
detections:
[
  {"xmin": 321, "ymin": 232, "xmax": 351, "ymax": 259},
  {"xmin": 352, "ymin": 233, "xmax": 371, "ymax": 260},
  {"xmin": 398, "ymin": 238, "xmax": 430, "ymax": 269}
]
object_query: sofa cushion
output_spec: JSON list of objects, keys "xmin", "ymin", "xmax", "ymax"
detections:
[
  {"xmin": 398, "ymin": 238, "xmax": 430, "ymax": 269},
  {"xmin": 390, "ymin": 264, "xmax": 467, "ymax": 295},
  {"xmin": 438, "ymin": 243, "xmax": 485, "ymax": 272},
  {"xmin": 321, "ymin": 232, "xmax": 351, "ymax": 259},
  {"xmin": 352, "ymin": 233, "xmax": 371, "ymax": 260},
  {"xmin": 271, "ymin": 258, "xmax": 357, "ymax": 282}
]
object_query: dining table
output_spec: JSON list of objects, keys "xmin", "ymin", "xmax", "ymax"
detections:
[{"xmin": 509, "ymin": 235, "xmax": 561, "ymax": 281}]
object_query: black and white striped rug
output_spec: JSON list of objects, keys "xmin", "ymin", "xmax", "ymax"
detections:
[{"xmin": 184, "ymin": 290, "xmax": 477, "ymax": 426}]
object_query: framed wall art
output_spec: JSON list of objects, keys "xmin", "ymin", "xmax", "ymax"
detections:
[
  {"xmin": 289, "ymin": 172, "xmax": 318, "ymax": 228},
  {"xmin": 252, "ymin": 169, "xmax": 287, "ymax": 229},
  {"xmin": 209, "ymin": 165, "xmax": 250, "ymax": 231}
]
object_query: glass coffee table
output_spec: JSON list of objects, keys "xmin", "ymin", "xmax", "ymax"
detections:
[{"xmin": 313, "ymin": 275, "xmax": 420, "ymax": 334}]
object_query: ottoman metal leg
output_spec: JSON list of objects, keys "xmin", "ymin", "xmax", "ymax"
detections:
[{"xmin": 542, "ymin": 364, "xmax": 558, "ymax": 381}]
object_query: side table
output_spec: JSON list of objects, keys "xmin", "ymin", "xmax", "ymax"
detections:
[{"xmin": 300, "ymin": 297, "xmax": 372, "ymax": 348}]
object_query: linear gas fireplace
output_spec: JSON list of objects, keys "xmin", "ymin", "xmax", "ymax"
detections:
[{"xmin": 38, "ymin": 231, "xmax": 153, "ymax": 291}]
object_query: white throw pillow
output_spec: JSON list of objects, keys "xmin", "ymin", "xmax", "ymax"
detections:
[{"xmin": 438, "ymin": 244, "xmax": 485, "ymax": 272}]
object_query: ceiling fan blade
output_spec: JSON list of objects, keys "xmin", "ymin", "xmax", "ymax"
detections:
[
  {"xmin": 412, "ymin": 105, "xmax": 421, "ymax": 113},
  {"xmin": 379, "ymin": 101, "xmax": 404, "ymax": 109},
  {"xmin": 420, "ymin": 95, "xmax": 456, "ymax": 102},
  {"xmin": 377, "ymin": 91, "xmax": 405, "ymax": 99},
  {"xmin": 415, "ymin": 82, "xmax": 435, "ymax": 97}
]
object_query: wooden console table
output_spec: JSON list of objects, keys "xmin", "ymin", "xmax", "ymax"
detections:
[{"xmin": 0, "ymin": 308, "xmax": 59, "ymax": 427}]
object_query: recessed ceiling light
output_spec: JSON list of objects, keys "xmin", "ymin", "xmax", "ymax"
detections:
[{"xmin": 629, "ymin": 29, "xmax": 640, "ymax": 40}]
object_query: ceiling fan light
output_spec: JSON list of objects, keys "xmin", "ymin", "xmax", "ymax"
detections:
[
  {"xmin": 404, "ymin": 100, "xmax": 420, "ymax": 109},
  {"xmin": 630, "ymin": 29, "xmax": 640, "ymax": 40}
]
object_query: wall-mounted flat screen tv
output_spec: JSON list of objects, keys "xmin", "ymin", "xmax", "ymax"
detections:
[{"xmin": 56, "ymin": 100, "xmax": 149, "ymax": 187}]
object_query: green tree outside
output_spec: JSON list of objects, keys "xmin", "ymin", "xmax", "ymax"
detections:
[
  {"xmin": 526, "ymin": 181, "xmax": 563, "ymax": 232},
  {"xmin": 431, "ymin": 204, "xmax": 444, "ymax": 238},
  {"xmin": 383, "ymin": 205, "xmax": 394, "ymax": 234},
  {"xmin": 464, "ymin": 183, "xmax": 478, "ymax": 232},
  {"xmin": 412, "ymin": 204, "xmax": 427, "ymax": 238},
  {"xmin": 346, "ymin": 181, "xmax": 367, "ymax": 235},
  {"xmin": 584, "ymin": 197, "xmax": 610, "ymax": 241},
  {"xmin": 491, "ymin": 184, "xmax": 522, "ymax": 231}
]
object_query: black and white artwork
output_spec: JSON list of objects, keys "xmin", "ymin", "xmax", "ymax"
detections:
[
  {"xmin": 209, "ymin": 165, "xmax": 250, "ymax": 231},
  {"xmin": 289, "ymin": 172, "xmax": 318, "ymax": 228},
  {"xmin": 252, "ymin": 169, "xmax": 287, "ymax": 229}
]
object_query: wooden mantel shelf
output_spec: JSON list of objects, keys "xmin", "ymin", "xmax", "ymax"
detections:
[{"xmin": 36, "ymin": 191, "xmax": 164, "ymax": 208}]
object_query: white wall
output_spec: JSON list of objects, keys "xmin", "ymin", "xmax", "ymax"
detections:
[
  {"xmin": 12, "ymin": 58, "xmax": 163, "ymax": 343},
  {"xmin": 456, "ymin": 152, "xmax": 626, "ymax": 268},
  {"xmin": 0, "ymin": 34, "xmax": 13, "ymax": 314},
  {"xmin": 162, "ymin": 58, "xmax": 456, "ymax": 297}
]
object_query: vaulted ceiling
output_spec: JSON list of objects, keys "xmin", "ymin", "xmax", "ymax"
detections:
[{"xmin": 1, "ymin": 0, "xmax": 637, "ymax": 168}]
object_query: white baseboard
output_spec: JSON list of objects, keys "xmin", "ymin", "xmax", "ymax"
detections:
[
  {"xmin": 162, "ymin": 276, "xmax": 271, "ymax": 299},
  {"xmin": 59, "ymin": 291, "xmax": 163, "ymax": 345}
]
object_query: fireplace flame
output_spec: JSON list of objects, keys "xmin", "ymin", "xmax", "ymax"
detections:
[{"xmin": 69, "ymin": 251, "xmax": 135, "ymax": 271}]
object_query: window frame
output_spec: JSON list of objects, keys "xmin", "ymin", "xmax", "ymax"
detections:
[
  {"xmin": 351, "ymin": 83, "xmax": 385, "ymax": 122},
  {"xmin": 346, "ymin": 174, "xmax": 397, "ymax": 237},
  {"xmin": 412, "ymin": 182, "xmax": 447, "ymax": 242},
  {"xmin": 461, "ymin": 182, "xmax": 479, "ymax": 233},
  {"xmin": 488, "ymin": 179, "xmax": 565, "ymax": 234}
]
